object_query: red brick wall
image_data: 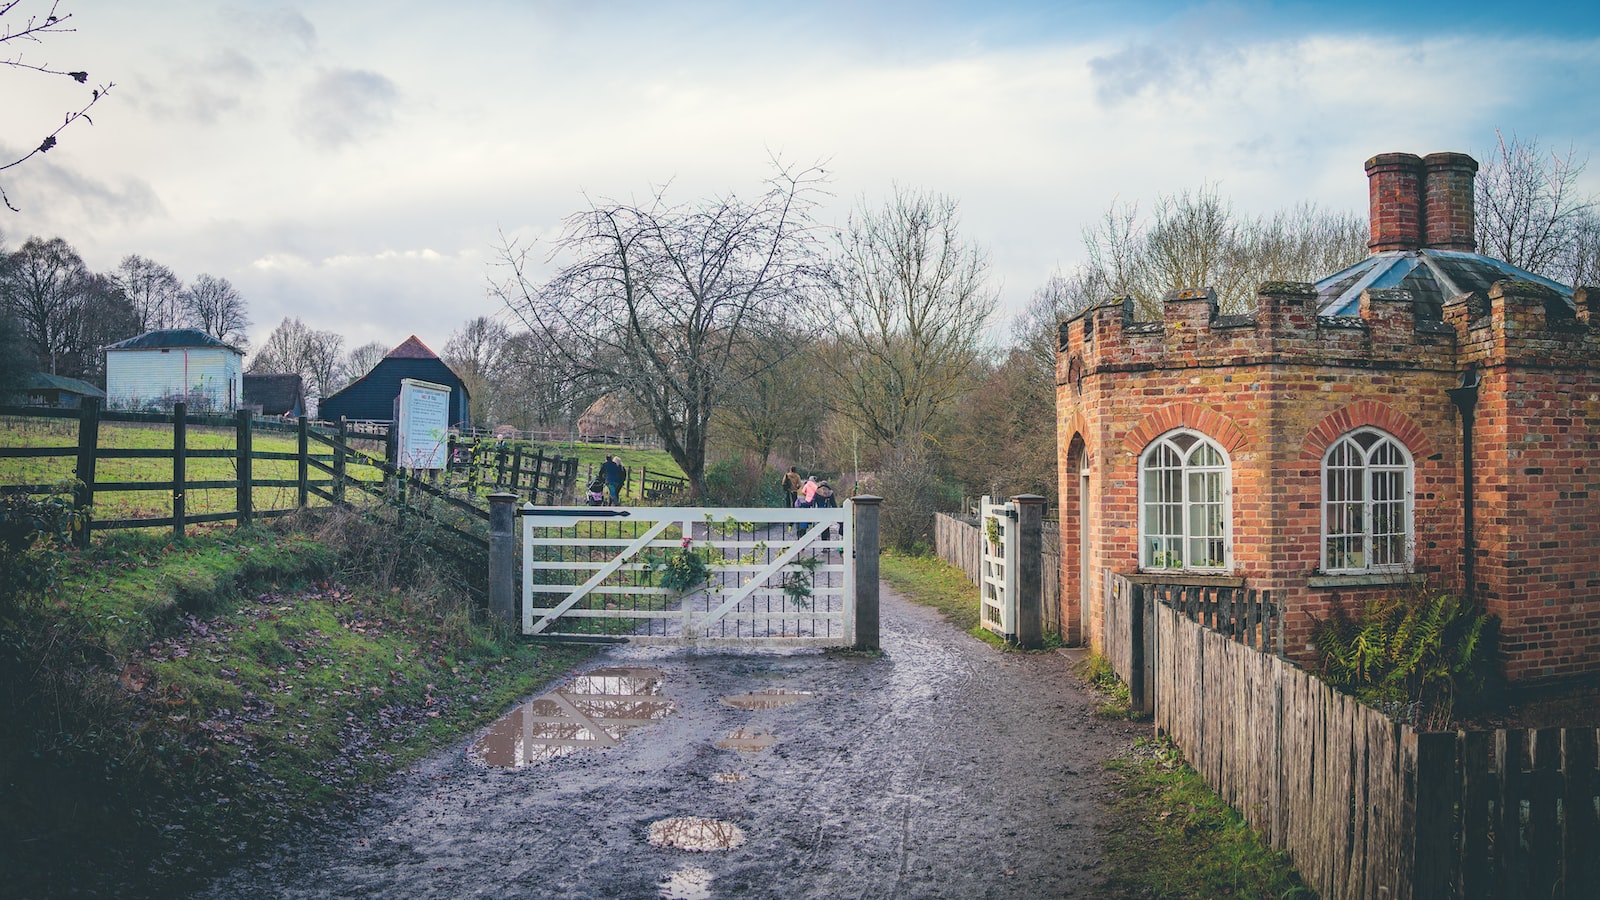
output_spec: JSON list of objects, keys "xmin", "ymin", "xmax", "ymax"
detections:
[{"xmin": 1058, "ymin": 278, "xmax": 1600, "ymax": 682}]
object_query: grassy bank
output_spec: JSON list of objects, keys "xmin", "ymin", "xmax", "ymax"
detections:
[{"xmin": 0, "ymin": 512, "xmax": 593, "ymax": 897}]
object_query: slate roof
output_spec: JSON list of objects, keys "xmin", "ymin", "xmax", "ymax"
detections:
[
  {"xmin": 1315, "ymin": 249, "xmax": 1576, "ymax": 319},
  {"xmin": 25, "ymin": 372, "xmax": 106, "ymax": 398},
  {"xmin": 104, "ymin": 328, "xmax": 243, "ymax": 353}
]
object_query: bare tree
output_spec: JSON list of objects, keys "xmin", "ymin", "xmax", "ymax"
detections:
[
  {"xmin": 248, "ymin": 316, "xmax": 343, "ymax": 399},
  {"xmin": 828, "ymin": 186, "xmax": 996, "ymax": 454},
  {"xmin": 1076, "ymin": 188, "xmax": 1365, "ymax": 317},
  {"xmin": 1, "ymin": 234, "xmax": 87, "ymax": 373},
  {"xmin": 492, "ymin": 160, "xmax": 828, "ymax": 497},
  {"xmin": 494, "ymin": 330, "xmax": 605, "ymax": 430},
  {"xmin": 443, "ymin": 315, "xmax": 508, "ymax": 426},
  {"xmin": 181, "ymin": 273, "xmax": 250, "ymax": 348},
  {"xmin": 1, "ymin": 1, "xmax": 115, "ymax": 211},
  {"xmin": 1476, "ymin": 131, "xmax": 1599, "ymax": 284},
  {"xmin": 711, "ymin": 330, "xmax": 826, "ymax": 469},
  {"xmin": 114, "ymin": 254, "xmax": 182, "ymax": 333},
  {"xmin": 342, "ymin": 340, "xmax": 388, "ymax": 383}
]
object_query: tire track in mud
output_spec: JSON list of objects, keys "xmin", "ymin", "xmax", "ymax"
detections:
[{"xmin": 206, "ymin": 584, "xmax": 1145, "ymax": 899}]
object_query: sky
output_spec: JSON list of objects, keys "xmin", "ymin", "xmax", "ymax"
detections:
[{"xmin": 4, "ymin": 0, "xmax": 1599, "ymax": 359}]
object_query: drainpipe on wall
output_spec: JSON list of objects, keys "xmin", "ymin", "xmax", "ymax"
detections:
[{"xmin": 1446, "ymin": 369, "xmax": 1481, "ymax": 601}]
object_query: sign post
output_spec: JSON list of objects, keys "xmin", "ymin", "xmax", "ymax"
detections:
[{"xmin": 396, "ymin": 378, "xmax": 451, "ymax": 470}]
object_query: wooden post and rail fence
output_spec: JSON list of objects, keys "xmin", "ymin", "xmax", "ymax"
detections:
[
  {"xmin": 1102, "ymin": 572, "xmax": 1600, "ymax": 898},
  {"xmin": 0, "ymin": 399, "xmax": 579, "ymax": 547}
]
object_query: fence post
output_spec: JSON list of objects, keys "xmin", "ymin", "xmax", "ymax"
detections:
[
  {"xmin": 851, "ymin": 495, "xmax": 882, "ymax": 651},
  {"xmin": 334, "ymin": 418, "xmax": 348, "ymax": 505},
  {"xmin": 488, "ymin": 491, "xmax": 518, "ymax": 627},
  {"xmin": 71, "ymin": 397, "xmax": 101, "ymax": 548},
  {"xmin": 172, "ymin": 402, "xmax": 187, "ymax": 539},
  {"xmin": 235, "ymin": 408, "xmax": 253, "ymax": 526},
  {"xmin": 297, "ymin": 414, "xmax": 309, "ymax": 509},
  {"xmin": 1127, "ymin": 581, "xmax": 1148, "ymax": 714},
  {"xmin": 510, "ymin": 445, "xmax": 523, "ymax": 495},
  {"xmin": 1012, "ymin": 494, "xmax": 1045, "ymax": 650}
]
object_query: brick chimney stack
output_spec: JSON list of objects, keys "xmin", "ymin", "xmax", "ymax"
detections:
[
  {"xmin": 1365, "ymin": 151, "xmax": 1480, "ymax": 255},
  {"xmin": 1365, "ymin": 153, "xmax": 1424, "ymax": 252},
  {"xmin": 1423, "ymin": 152, "xmax": 1478, "ymax": 252}
]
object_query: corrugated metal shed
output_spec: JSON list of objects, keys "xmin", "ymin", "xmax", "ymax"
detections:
[{"xmin": 316, "ymin": 336, "xmax": 471, "ymax": 427}]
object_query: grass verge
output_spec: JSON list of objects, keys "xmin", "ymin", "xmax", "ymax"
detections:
[
  {"xmin": 0, "ymin": 511, "xmax": 594, "ymax": 897},
  {"xmin": 1101, "ymin": 737, "xmax": 1311, "ymax": 899}
]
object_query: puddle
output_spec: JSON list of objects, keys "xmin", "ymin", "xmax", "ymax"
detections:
[
  {"xmin": 711, "ymin": 771, "xmax": 746, "ymax": 784},
  {"xmin": 648, "ymin": 817, "xmax": 747, "ymax": 852},
  {"xmin": 715, "ymin": 726, "xmax": 776, "ymax": 752},
  {"xmin": 659, "ymin": 865, "xmax": 715, "ymax": 899},
  {"xmin": 720, "ymin": 689, "xmax": 814, "ymax": 710},
  {"xmin": 471, "ymin": 667, "xmax": 674, "ymax": 768}
]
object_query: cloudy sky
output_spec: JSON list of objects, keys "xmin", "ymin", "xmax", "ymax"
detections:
[{"xmin": 4, "ymin": 0, "xmax": 1599, "ymax": 358}]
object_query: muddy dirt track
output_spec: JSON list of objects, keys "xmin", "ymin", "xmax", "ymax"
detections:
[{"xmin": 207, "ymin": 585, "xmax": 1147, "ymax": 899}]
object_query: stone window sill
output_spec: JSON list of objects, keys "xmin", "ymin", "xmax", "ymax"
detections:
[
  {"xmin": 1306, "ymin": 573, "xmax": 1424, "ymax": 589},
  {"xmin": 1126, "ymin": 572, "xmax": 1246, "ymax": 588}
]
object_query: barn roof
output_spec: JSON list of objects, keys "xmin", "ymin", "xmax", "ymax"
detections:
[
  {"xmin": 25, "ymin": 372, "xmax": 106, "ymax": 398},
  {"xmin": 1315, "ymin": 249, "xmax": 1576, "ymax": 319},
  {"xmin": 385, "ymin": 335, "xmax": 440, "ymax": 359},
  {"xmin": 104, "ymin": 328, "xmax": 243, "ymax": 353}
]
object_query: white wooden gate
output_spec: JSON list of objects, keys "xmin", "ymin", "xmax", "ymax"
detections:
[
  {"xmin": 979, "ymin": 495, "xmax": 1019, "ymax": 642},
  {"xmin": 520, "ymin": 503, "xmax": 854, "ymax": 648}
]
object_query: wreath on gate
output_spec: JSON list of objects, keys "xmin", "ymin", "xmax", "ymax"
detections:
[
  {"xmin": 649, "ymin": 538, "xmax": 713, "ymax": 593},
  {"xmin": 985, "ymin": 515, "xmax": 1003, "ymax": 549}
]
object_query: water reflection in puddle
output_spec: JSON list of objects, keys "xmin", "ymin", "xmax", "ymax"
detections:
[
  {"xmin": 648, "ymin": 817, "xmax": 747, "ymax": 852},
  {"xmin": 711, "ymin": 771, "xmax": 746, "ymax": 784},
  {"xmin": 659, "ymin": 865, "xmax": 715, "ymax": 899},
  {"xmin": 720, "ymin": 689, "xmax": 814, "ymax": 710},
  {"xmin": 715, "ymin": 726, "xmax": 776, "ymax": 752},
  {"xmin": 472, "ymin": 667, "xmax": 674, "ymax": 768}
]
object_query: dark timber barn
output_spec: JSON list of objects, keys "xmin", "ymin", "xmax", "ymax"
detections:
[{"xmin": 316, "ymin": 335, "xmax": 472, "ymax": 428}]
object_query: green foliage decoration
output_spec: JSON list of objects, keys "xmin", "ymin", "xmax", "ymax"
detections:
[
  {"xmin": 985, "ymin": 515, "xmax": 1003, "ymax": 548},
  {"xmin": 647, "ymin": 538, "xmax": 714, "ymax": 594},
  {"xmin": 1310, "ymin": 587, "xmax": 1499, "ymax": 729}
]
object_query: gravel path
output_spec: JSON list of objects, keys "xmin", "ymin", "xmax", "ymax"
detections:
[{"xmin": 207, "ymin": 584, "xmax": 1146, "ymax": 898}]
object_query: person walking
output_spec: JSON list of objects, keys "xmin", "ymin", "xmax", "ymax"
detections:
[
  {"xmin": 600, "ymin": 454, "xmax": 625, "ymax": 506},
  {"xmin": 781, "ymin": 466, "xmax": 802, "ymax": 509},
  {"xmin": 813, "ymin": 479, "xmax": 838, "ymax": 539}
]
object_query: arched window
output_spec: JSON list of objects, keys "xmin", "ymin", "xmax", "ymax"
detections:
[
  {"xmin": 1139, "ymin": 430, "xmax": 1230, "ymax": 572},
  {"xmin": 1322, "ymin": 428, "xmax": 1413, "ymax": 573}
]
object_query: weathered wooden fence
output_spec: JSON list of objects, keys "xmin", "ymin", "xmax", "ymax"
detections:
[
  {"xmin": 446, "ymin": 436, "xmax": 580, "ymax": 502},
  {"xmin": 1107, "ymin": 572, "xmax": 1600, "ymax": 898},
  {"xmin": 934, "ymin": 510, "xmax": 1062, "ymax": 639},
  {"xmin": 0, "ymin": 400, "xmax": 577, "ymax": 548}
]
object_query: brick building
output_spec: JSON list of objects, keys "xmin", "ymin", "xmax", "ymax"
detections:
[{"xmin": 1055, "ymin": 151, "xmax": 1599, "ymax": 683}]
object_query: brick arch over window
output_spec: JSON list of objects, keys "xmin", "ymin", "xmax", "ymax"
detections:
[
  {"xmin": 1299, "ymin": 401, "xmax": 1435, "ymax": 462},
  {"xmin": 1122, "ymin": 402, "xmax": 1249, "ymax": 457}
]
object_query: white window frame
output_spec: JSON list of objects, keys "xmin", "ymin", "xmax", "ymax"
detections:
[
  {"xmin": 1320, "ymin": 427, "xmax": 1415, "ymax": 574},
  {"xmin": 1137, "ymin": 429, "xmax": 1232, "ymax": 574}
]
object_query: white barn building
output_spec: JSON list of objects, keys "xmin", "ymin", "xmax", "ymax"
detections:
[{"xmin": 104, "ymin": 329, "xmax": 244, "ymax": 412}]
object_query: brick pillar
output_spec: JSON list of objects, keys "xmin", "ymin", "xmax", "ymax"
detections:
[
  {"xmin": 1423, "ymin": 152, "xmax": 1478, "ymax": 252},
  {"xmin": 1365, "ymin": 152, "xmax": 1424, "ymax": 252}
]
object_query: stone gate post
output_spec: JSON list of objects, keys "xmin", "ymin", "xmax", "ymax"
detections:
[
  {"xmin": 851, "ymin": 496, "xmax": 882, "ymax": 651},
  {"xmin": 1013, "ymin": 494, "xmax": 1046, "ymax": 650},
  {"xmin": 488, "ymin": 492, "xmax": 518, "ymax": 627}
]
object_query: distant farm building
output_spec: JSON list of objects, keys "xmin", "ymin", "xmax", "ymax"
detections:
[
  {"xmin": 316, "ymin": 335, "xmax": 471, "ymax": 428},
  {"xmin": 577, "ymin": 393, "xmax": 648, "ymax": 441},
  {"xmin": 104, "ymin": 329, "xmax": 243, "ymax": 412},
  {"xmin": 20, "ymin": 372, "xmax": 106, "ymax": 409},
  {"xmin": 243, "ymin": 373, "xmax": 306, "ymax": 417}
]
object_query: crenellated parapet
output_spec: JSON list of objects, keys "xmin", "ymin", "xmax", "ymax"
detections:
[{"xmin": 1446, "ymin": 281, "xmax": 1600, "ymax": 369}]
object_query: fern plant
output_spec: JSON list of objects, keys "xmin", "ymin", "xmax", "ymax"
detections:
[{"xmin": 1310, "ymin": 587, "xmax": 1499, "ymax": 730}]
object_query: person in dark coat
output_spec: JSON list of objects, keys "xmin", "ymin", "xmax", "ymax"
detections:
[{"xmin": 599, "ymin": 455, "xmax": 625, "ymax": 506}]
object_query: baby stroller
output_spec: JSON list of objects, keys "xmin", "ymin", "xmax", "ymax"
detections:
[{"xmin": 585, "ymin": 475, "xmax": 607, "ymax": 506}]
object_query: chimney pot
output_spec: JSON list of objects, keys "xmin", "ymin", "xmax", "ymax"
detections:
[{"xmin": 1365, "ymin": 153, "xmax": 1424, "ymax": 253}]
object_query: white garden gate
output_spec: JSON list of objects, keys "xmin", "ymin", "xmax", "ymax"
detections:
[
  {"xmin": 979, "ymin": 495, "xmax": 1019, "ymax": 642},
  {"xmin": 520, "ymin": 503, "xmax": 855, "ymax": 648}
]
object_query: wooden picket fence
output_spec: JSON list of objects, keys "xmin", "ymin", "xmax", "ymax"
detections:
[{"xmin": 1106, "ymin": 572, "xmax": 1600, "ymax": 898}]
